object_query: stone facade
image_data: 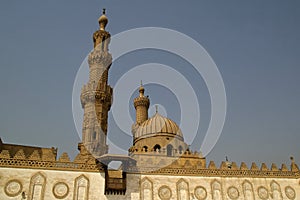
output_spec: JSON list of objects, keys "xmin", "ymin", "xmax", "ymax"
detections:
[{"xmin": 0, "ymin": 9, "xmax": 299, "ymax": 200}]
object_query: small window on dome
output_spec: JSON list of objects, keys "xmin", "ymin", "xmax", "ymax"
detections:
[
  {"xmin": 167, "ymin": 144, "xmax": 173, "ymax": 157},
  {"xmin": 143, "ymin": 146, "xmax": 148, "ymax": 152},
  {"xmin": 154, "ymin": 144, "xmax": 161, "ymax": 152},
  {"xmin": 178, "ymin": 145, "xmax": 183, "ymax": 154}
]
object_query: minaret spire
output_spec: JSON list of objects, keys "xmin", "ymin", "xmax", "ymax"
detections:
[{"xmin": 80, "ymin": 10, "xmax": 112, "ymax": 156}]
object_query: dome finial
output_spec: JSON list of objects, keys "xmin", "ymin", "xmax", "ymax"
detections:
[
  {"xmin": 155, "ymin": 105, "xmax": 158, "ymax": 113},
  {"xmin": 98, "ymin": 8, "xmax": 108, "ymax": 30}
]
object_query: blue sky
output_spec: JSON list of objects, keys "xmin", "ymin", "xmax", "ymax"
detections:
[{"xmin": 0, "ymin": 1, "xmax": 299, "ymax": 167}]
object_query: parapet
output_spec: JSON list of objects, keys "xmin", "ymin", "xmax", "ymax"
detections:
[{"xmin": 0, "ymin": 139, "xmax": 102, "ymax": 172}]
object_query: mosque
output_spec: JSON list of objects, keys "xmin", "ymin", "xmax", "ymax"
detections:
[{"xmin": 0, "ymin": 10, "xmax": 299, "ymax": 200}]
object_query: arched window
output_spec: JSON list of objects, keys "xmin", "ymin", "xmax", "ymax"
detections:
[
  {"xmin": 167, "ymin": 144, "xmax": 173, "ymax": 157},
  {"xmin": 178, "ymin": 145, "xmax": 183, "ymax": 154},
  {"xmin": 153, "ymin": 144, "xmax": 161, "ymax": 152},
  {"xmin": 143, "ymin": 146, "xmax": 148, "ymax": 152}
]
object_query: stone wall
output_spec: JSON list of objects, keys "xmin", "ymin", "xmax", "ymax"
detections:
[
  {"xmin": 1, "ymin": 167, "xmax": 299, "ymax": 200},
  {"xmin": 139, "ymin": 174, "xmax": 300, "ymax": 200}
]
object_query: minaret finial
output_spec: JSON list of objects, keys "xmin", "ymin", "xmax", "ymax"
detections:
[
  {"xmin": 98, "ymin": 8, "xmax": 108, "ymax": 31},
  {"xmin": 139, "ymin": 81, "xmax": 145, "ymax": 97}
]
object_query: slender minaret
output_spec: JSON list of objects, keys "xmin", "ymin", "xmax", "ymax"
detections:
[
  {"xmin": 80, "ymin": 9, "xmax": 112, "ymax": 156},
  {"xmin": 134, "ymin": 82, "xmax": 150, "ymax": 124},
  {"xmin": 132, "ymin": 83, "xmax": 150, "ymax": 140}
]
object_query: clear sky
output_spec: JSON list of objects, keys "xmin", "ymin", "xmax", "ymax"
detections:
[{"xmin": 0, "ymin": 1, "xmax": 299, "ymax": 168}]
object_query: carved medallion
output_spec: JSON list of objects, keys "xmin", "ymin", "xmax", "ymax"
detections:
[
  {"xmin": 4, "ymin": 180, "xmax": 22, "ymax": 197},
  {"xmin": 227, "ymin": 186, "xmax": 239, "ymax": 199},
  {"xmin": 158, "ymin": 185, "xmax": 172, "ymax": 200},
  {"xmin": 258, "ymin": 186, "xmax": 269, "ymax": 200},
  {"xmin": 285, "ymin": 186, "xmax": 296, "ymax": 200},
  {"xmin": 194, "ymin": 186, "xmax": 207, "ymax": 200},
  {"xmin": 53, "ymin": 182, "xmax": 69, "ymax": 199}
]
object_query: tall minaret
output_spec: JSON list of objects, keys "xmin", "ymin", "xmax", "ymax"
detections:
[{"xmin": 80, "ymin": 9, "xmax": 112, "ymax": 156}]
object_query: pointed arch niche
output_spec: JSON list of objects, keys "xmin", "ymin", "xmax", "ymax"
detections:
[
  {"xmin": 140, "ymin": 177, "xmax": 153, "ymax": 200},
  {"xmin": 29, "ymin": 172, "xmax": 46, "ymax": 200},
  {"xmin": 73, "ymin": 175, "xmax": 89, "ymax": 200},
  {"xmin": 270, "ymin": 180, "xmax": 283, "ymax": 200},
  {"xmin": 177, "ymin": 178, "xmax": 189, "ymax": 200},
  {"xmin": 242, "ymin": 180, "xmax": 255, "ymax": 200},
  {"xmin": 211, "ymin": 180, "xmax": 223, "ymax": 200}
]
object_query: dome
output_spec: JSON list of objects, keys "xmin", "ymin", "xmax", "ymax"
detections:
[{"xmin": 134, "ymin": 112, "xmax": 183, "ymax": 141}]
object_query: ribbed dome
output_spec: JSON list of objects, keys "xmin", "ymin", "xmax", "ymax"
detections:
[{"xmin": 135, "ymin": 112, "xmax": 183, "ymax": 140}]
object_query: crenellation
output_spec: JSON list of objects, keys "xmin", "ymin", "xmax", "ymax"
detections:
[
  {"xmin": 231, "ymin": 162, "xmax": 238, "ymax": 170},
  {"xmin": 58, "ymin": 152, "xmax": 71, "ymax": 162},
  {"xmin": 220, "ymin": 161, "xmax": 228, "ymax": 170},
  {"xmin": 240, "ymin": 162, "xmax": 248, "ymax": 170},
  {"xmin": 250, "ymin": 162, "xmax": 259, "ymax": 170},
  {"xmin": 261, "ymin": 163, "xmax": 269, "ymax": 171},
  {"xmin": 271, "ymin": 163, "xmax": 279, "ymax": 171},
  {"xmin": 281, "ymin": 163, "xmax": 289, "ymax": 171},
  {"xmin": 0, "ymin": 150, "xmax": 10, "ymax": 159},
  {"xmin": 208, "ymin": 161, "xmax": 217, "ymax": 169}
]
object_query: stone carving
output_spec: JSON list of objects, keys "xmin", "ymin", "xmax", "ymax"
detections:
[
  {"xmin": 211, "ymin": 180, "xmax": 222, "ymax": 200},
  {"xmin": 285, "ymin": 186, "xmax": 296, "ymax": 200},
  {"xmin": 270, "ymin": 180, "xmax": 282, "ymax": 199},
  {"xmin": 177, "ymin": 179, "xmax": 189, "ymax": 200},
  {"xmin": 4, "ymin": 179, "xmax": 22, "ymax": 197},
  {"xmin": 29, "ymin": 172, "xmax": 46, "ymax": 200},
  {"xmin": 227, "ymin": 186, "xmax": 239, "ymax": 199},
  {"xmin": 13, "ymin": 149, "xmax": 26, "ymax": 159},
  {"xmin": 242, "ymin": 180, "xmax": 255, "ymax": 200},
  {"xmin": 29, "ymin": 150, "xmax": 41, "ymax": 160},
  {"xmin": 53, "ymin": 182, "xmax": 69, "ymax": 199},
  {"xmin": 257, "ymin": 186, "xmax": 269, "ymax": 200},
  {"xmin": 141, "ymin": 177, "xmax": 153, "ymax": 200},
  {"xmin": 74, "ymin": 175, "xmax": 89, "ymax": 200},
  {"xmin": 158, "ymin": 185, "xmax": 172, "ymax": 200},
  {"xmin": 0, "ymin": 150, "xmax": 10, "ymax": 158},
  {"xmin": 194, "ymin": 186, "xmax": 207, "ymax": 200}
]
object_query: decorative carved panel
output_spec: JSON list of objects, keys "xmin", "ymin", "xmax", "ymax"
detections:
[
  {"xmin": 29, "ymin": 172, "xmax": 46, "ymax": 200},
  {"xmin": 73, "ymin": 175, "xmax": 89, "ymax": 200},
  {"xmin": 4, "ymin": 179, "xmax": 22, "ymax": 197},
  {"xmin": 177, "ymin": 179, "xmax": 189, "ymax": 200},
  {"xmin": 194, "ymin": 186, "xmax": 207, "ymax": 200},
  {"xmin": 285, "ymin": 186, "xmax": 296, "ymax": 200},
  {"xmin": 227, "ymin": 186, "xmax": 239, "ymax": 200},
  {"xmin": 257, "ymin": 186, "xmax": 269, "ymax": 200},
  {"xmin": 141, "ymin": 177, "xmax": 153, "ymax": 200},
  {"xmin": 53, "ymin": 182, "xmax": 69, "ymax": 199},
  {"xmin": 158, "ymin": 185, "xmax": 172, "ymax": 200}
]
